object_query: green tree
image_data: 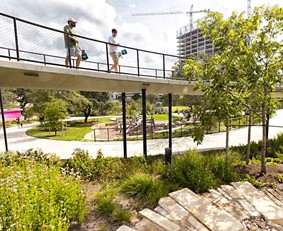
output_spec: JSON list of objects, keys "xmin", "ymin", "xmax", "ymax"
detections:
[
  {"xmin": 43, "ymin": 100, "xmax": 67, "ymax": 135},
  {"xmin": 1, "ymin": 89, "xmax": 18, "ymax": 109},
  {"xmin": 126, "ymin": 98, "xmax": 138, "ymax": 117},
  {"xmin": 184, "ymin": 5, "xmax": 283, "ymax": 173},
  {"xmin": 80, "ymin": 92, "xmax": 112, "ymax": 122}
]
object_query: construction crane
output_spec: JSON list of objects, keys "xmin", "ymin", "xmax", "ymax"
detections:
[{"xmin": 132, "ymin": 4, "xmax": 209, "ymax": 32}]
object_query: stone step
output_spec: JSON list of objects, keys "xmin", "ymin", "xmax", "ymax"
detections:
[
  {"xmin": 237, "ymin": 199, "xmax": 261, "ymax": 218},
  {"xmin": 267, "ymin": 188, "xmax": 283, "ymax": 204},
  {"xmin": 154, "ymin": 206, "xmax": 175, "ymax": 221},
  {"xmin": 139, "ymin": 208, "xmax": 181, "ymax": 231},
  {"xmin": 263, "ymin": 188, "xmax": 283, "ymax": 207},
  {"xmin": 135, "ymin": 218, "xmax": 166, "ymax": 231},
  {"xmin": 169, "ymin": 188, "xmax": 245, "ymax": 231},
  {"xmin": 221, "ymin": 185, "xmax": 244, "ymax": 200},
  {"xmin": 157, "ymin": 196, "xmax": 208, "ymax": 230},
  {"xmin": 158, "ymin": 196, "xmax": 190, "ymax": 221},
  {"xmin": 205, "ymin": 190, "xmax": 250, "ymax": 221},
  {"xmin": 232, "ymin": 181, "xmax": 283, "ymax": 225},
  {"xmin": 116, "ymin": 225, "xmax": 137, "ymax": 231},
  {"xmin": 217, "ymin": 187, "xmax": 233, "ymax": 201}
]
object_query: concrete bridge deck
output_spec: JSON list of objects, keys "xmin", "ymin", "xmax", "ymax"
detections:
[{"xmin": 0, "ymin": 60, "xmax": 202, "ymax": 95}]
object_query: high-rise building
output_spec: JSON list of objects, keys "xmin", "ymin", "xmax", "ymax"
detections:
[{"xmin": 177, "ymin": 20, "xmax": 217, "ymax": 59}]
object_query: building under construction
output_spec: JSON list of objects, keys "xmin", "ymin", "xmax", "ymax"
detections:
[{"xmin": 177, "ymin": 20, "xmax": 218, "ymax": 59}]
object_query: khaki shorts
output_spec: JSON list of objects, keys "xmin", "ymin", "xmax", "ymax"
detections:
[
  {"xmin": 66, "ymin": 47, "xmax": 81, "ymax": 57},
  {"xmin": 110, "ymin": 52, "xmax": 118, "ymax": 63}
]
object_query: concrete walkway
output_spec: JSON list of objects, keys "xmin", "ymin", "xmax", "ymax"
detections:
[{"xmin": 0, "ymin": 110, "xmax": 283, "ymax": 159}]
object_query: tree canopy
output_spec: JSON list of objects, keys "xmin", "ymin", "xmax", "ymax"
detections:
[{"xmin": 184, "ymin": 5, "xmax": 283, "ymax": 173}]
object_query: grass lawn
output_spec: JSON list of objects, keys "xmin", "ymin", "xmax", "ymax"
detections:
[
  {"xmin": 26, "ymin": 122, "xmax": 95, "ymax": 141},
  {"xmin": 149, "ymin": 114, "xmax": 181, "ymax": 121}
]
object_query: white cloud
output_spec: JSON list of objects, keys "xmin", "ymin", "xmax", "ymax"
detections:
[{"xmin": 1, "ymin": 0, "xmax": 283, "ymax": 72}]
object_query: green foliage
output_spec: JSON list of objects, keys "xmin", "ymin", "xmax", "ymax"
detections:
[
  {"xmin": 0, "ymin": 149, "xmax": 60, "ymax": 166},
  {"xmin": 165, "ymin": 150, "xmax": 239, "ymax": 193},
  {"xmin": 96, "ymin": 194, "xmax": 116, "ymax": 216},
  {"xmin": 44, "ymin": 99, "xmax": 67, "ymax": 134},
  {"xmin": 0, "ymin": 153, "xmax": 86, "ymax": 230},
  {"xmin": 112, "ymin": 207, "xmax": 131, "ymax": 223},
  {"xmin": 63, "ymin": 149, "xmax": 124, "ymax": 181},
  {"xmin": 120, "ymin": 173, "xmax": 168, "ymax": 206},
  {"xmin": 232, "ymin": 133, "xmax": 283, "ymax": 160},
  {"xmin": 166, "ymin": 151, "xmax": 217, "ymax": 193},
  {"xmin": 184, "ymin": 5, "xmax": 283, "ymax": 173},
  {"xmin": 94, "ymin": 187, "xmax": 131, "ymax": 223}
]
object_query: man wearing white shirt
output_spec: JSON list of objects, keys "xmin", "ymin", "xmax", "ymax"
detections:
[{"xmin": 108, "ymin": 28, "xmax": 119, "ymax": 72}]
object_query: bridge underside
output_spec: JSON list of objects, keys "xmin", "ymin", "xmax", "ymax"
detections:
[{"xmin": 0, "ymin": 60, "xmax": 202, "ymax": 95}]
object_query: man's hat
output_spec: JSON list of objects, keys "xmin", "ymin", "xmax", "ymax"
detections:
[{"xmin": 68, "ymin": 18, "xmax": 77, "ymax": 23}]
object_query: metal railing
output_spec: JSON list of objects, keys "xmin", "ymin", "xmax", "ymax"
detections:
[
  {"xmin": 92, "ymin": 116, "xmax": 250, "ymax": 142},
  {"xmin": 0, "ymin": 12, "xmax": 185, "ymax": 80}
]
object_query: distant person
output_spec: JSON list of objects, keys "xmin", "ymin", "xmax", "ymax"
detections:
[
  {"xmin": 64, "ymin": 18, "xmax": 82, "ymax": 68},
  {"xmin": 108, "ymin": 28, "xmax": 119, "ymax": 72},
  {"xmin": 16, "ymin": 117, "xmax": 20, "ymax": 128}
]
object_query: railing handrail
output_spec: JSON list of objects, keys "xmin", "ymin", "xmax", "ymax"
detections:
[
  {"xmin": 0, "ymin": 46, "xmax": 186, "ymax": 80},
  {"xmin": 0, "ymin": 11, "xmax": 183, "ymax": 59}
]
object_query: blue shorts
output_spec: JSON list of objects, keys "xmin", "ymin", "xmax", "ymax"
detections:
[{"xmin": 66, "ymin": 47, "xmax": 81, "ymax": 57}]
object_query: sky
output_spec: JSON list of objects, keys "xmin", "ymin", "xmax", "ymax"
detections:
[{"xmin": 1, "ymin": 0, "xmax": 283, "ymax": 70}]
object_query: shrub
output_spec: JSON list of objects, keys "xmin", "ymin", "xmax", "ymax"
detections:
[
  {"xmin": 166, "ymin": 150, "xmax": 217, "ymax": 193},
  {"xmin": 96, "ymin": 196, "xmax": 116, "ymax": 216},
  {"xmin": 63, "ymin": 149, "xmax": 124, "ymax": 181},
  {"xmin": 206, "ymin": 151, "xmax": 240, "ymax": 184},
  {"xmin": 112, "ymin": 207, "xmax": 131, "ymax": 223},
  {"xmin": 94, "ymin": 188, "xmax": 131, "ymax": 223},
  {"xmin": 0, "ymin": 155, "xmax": 86, "ymax": 230},
  {"xmin": 165, "ymin": 150, "xmax": 239, "ymax": 193},
  {"xmin": 120, "ymin": 173, "xmax": 168, "ymax": 206}
]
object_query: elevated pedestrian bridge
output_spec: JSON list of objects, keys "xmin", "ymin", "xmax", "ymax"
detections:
[
  {"xmin": 0, "ymin": 12, "xmax": 203, "ymax": 95},
  {"xmin": 0, "ymin": 59, "xmax": 201, "ymax": 95},
  {"xmin": 0, "ymin": 12, "xmax": 282, "ymax": 96}
]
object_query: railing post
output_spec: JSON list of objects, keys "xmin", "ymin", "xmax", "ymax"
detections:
[
  {"xmin": 0, "ymin": 89, "xmax": 8, "ymax": 152},
  {"xmin": 163, "ymin": 54, "xmax": 166, "ymax": 79},
  {"xmin": 142, "ymin": 89, "xmax": 147, "ymax": 158},
  {"xmin": 122, "ymin": 93, "xmax": 127, "ymax": 158},
  {"xmin": 13, "ymin": 18, "xmax": 20, "ymax": 61},
  {"xmin": 107, "ymin": 128, "xmax": 110, "ymax": 142},
  {"xmin": 67, "ymin": 35, "xmax": 72, "ymax": 68},
  {"xmin": 8, "ymin": 49, "xmax": 11, "ymax": 60},
  {"xmin": 137, "ymin": 50, "xmax": 140, "ymax": 76},
  {"xmin": 168, "ymin": 93, "xmax": 172, "ymax": 151},
  {"xmin": 106, "ymin": 43, "xmax": 110, "ymax": 72},
  {"xmin": 94, "ymin": 129, "xmax": 96, "ymax": 142}
]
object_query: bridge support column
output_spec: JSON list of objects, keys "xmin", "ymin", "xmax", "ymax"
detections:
[
  {"xmin": 0, "ymin": 89, "xmax": 8, "ymax": 152},
  {"xmin": 142, "ymin": 89, "xmax": 147, "ymax": 158},
  {"xmin": 165, "ymin": 93, "xmax": 172, "ymax": 164},
  {"xmin": 122, "ymin": 92, "xmax": 127, "ymax": 158},
  {"xmin": 168, "ymin": 93, "xmax": 172, "ymax": 151}
]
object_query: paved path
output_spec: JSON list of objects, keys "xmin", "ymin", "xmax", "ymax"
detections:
[{"xmin": 0, "ymin": 110, "xmax": 283, "ymax": 159}]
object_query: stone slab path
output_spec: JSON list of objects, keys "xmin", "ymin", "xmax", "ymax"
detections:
[{"xmin": 117, "ymin": 182, "xmax": 283, "ymax": 231}]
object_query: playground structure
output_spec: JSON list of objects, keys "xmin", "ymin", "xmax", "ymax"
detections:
[{"xmin": 92, "ymin": 113, "xmax": 184, "ymax": 141}]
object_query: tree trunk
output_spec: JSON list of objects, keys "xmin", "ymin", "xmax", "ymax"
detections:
[
  {"xmin": 261, "ymin": 104, "xmax": 267, "ymax": 174},
  {"xmin": 246, "ymin": 110, "xmax": 252, "ymax": 165},
  {"xmin": 225, "ymin": 118, "xmax": 229, "ymax": 164},
  {"xmin": 84, "ymin": 106, "xmax": 91, "ymax": 123}
]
